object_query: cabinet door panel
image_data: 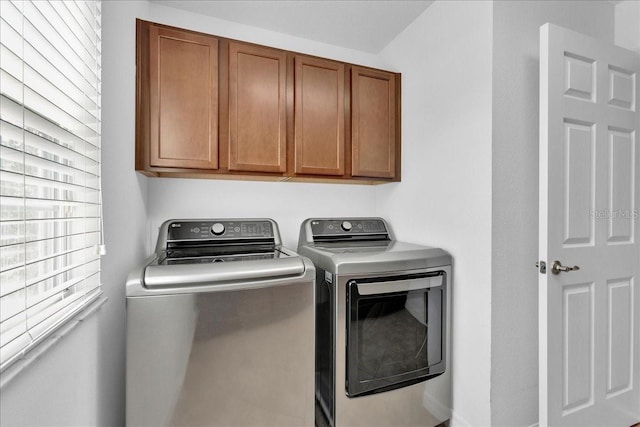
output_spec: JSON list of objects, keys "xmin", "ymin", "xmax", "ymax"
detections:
[
  {"xmin": 351, "ymin": 67, "xmax": 396, "ymax": 179},
  {"xmin": 229, "ymin": 42, "xmax": 286, "ymax": 173},
  {"xmin": 149, "ymin": 26, "xmax": 218, "ymax": 169},
  {"xmin": 294, "ymin": 56, "xmax": 345, "ymax": 176}
]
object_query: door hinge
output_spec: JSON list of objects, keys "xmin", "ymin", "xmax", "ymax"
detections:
[{"xmin": 536, "ymin": 261, "xmax": 547, "ymax": 274}]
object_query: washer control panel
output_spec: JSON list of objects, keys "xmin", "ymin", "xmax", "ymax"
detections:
[
  {"xmin": 310, "ymin": 219, "xmax": 387, "ymax": 237},
  {"xmin": 167, "ymin": 220, "xmax": 274, "ymax": 241}
]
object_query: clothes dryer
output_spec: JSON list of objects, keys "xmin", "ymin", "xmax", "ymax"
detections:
[{"xmin": 298, "ymin": 217, "xmax": 452, "ymax": 427}]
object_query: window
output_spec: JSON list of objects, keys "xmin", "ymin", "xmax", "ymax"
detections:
[{"xmin": 0, "ymin": 0, "xmax": 102, "ymax": 371}]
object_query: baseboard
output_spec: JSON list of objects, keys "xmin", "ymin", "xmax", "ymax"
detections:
[{"xmin": 449, "ymin": 412, "xmax": 539, "ymax": 427}]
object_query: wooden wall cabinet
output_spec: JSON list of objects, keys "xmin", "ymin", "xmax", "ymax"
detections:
[
  {"xmin": 228, "ymin": 42, "xmax": 287, "ymax": 173},
  {"xmin": 136, "ymin": 20, "xmax": 401, "ymax": 183},
  {"xmin": 293, "ymin": 55, "xmax": 345, "ymax": 176},
  {"xmin": 351, "ymin": 66, "xmax": 397, "ymax": 179},
  {"xmin": 145, "ymin": 25, "xmax": 219, "ymax": 169}
]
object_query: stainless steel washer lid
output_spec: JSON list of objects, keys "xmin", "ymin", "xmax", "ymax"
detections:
[
  {"xmin": 126, "ymin": 218, "xmax": 314, "ymax": 297},
  {"xmin": 143, "ymin": 253, "xmax": 307, "ymax": 288}
]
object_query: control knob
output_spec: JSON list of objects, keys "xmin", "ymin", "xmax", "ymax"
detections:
[
  {"xmin": 341, "ymin": 221, "xmax": 353, "ymax": 232},
  {"xmin": 211, "ymin": 223, "xmax": 225, "ymax": 236}
]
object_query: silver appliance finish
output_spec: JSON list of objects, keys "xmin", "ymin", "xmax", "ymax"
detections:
[
  {"xmin": 126, "ymin": 219, "xmax": 315, "ymax": 427},
  {"xmin": 298, "ymin": 218, "xmax": 452, "ymax": 427}
]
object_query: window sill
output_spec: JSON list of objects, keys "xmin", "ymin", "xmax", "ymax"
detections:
[{"xmin": 0, "ymin": 294, "xmax": 107, "ymax": 389}]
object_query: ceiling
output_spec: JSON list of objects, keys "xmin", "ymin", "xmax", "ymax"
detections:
[{"xmin": 150, "ymin": 0, "xmax": 433, "ymax": 53}]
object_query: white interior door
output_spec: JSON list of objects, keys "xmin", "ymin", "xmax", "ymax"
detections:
[{"xmin": 539, "ymin": 23, "xmax": 640, "ymax": 427}]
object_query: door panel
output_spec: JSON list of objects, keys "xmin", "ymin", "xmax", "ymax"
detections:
[
  {"xmin": 149, "ymin": 26, "xmax": 218, "ymax": 169},
  {"xmin": 608, "ymin": 129, "xmax": 635, "ymax": 242},
  {"xmin": 606, "ymin": 278, "xmax": 633, "ymax": 397},
  {"xmin": 294, "ymin": 56, "xmax": 345, "ymax": 176},
  {"xmin": 539, "ymin": 23, "xmax": 640, "ymax": 427},
  {"xmin": 609, "ymin": 66, "xmax": 636, "ymax": 110},
  {"xmin": 563, "ymin": 120, "xmax": 595, "ymax": 246},
  {"xmin": 562, "ymin": 282, "xmax": 594, "ymax": 414},
  {"xmin": 228, "ymin": 42, "xmax": 286, "ymax": 173}
]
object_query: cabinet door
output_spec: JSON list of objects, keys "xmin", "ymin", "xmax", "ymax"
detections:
[
  {"xmin": 149, "ymin": 26, "xmax": 218, "ymax": 169},
  {"xmin": 351, "ymin": 67, "xmax": 397, "ymax": 179},
  {"xmin": 294, "ymin": 56, "xmax": 345, "ymax": 176},
  {"xmin": 228, "ymin": 42, "xmax": 287, "ymax": 173}
]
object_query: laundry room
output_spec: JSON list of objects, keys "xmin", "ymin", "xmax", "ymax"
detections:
[{"xmin": 0, "ymin": 1, "xmax": 638, "ymax": 426}]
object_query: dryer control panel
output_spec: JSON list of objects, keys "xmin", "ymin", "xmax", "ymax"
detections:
[{"xmin": 310, "ymin": 218, "xmax": 388, "ymax": 238}]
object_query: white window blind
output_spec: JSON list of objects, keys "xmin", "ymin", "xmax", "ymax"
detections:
[{"xmin": 0, "ymin": 0, "xmax": 102, "ymax": 371}]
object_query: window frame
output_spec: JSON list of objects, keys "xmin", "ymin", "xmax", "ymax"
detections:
[{"xmin": 0, "ymin": 0, "xmax": 103, "ymax": 373}]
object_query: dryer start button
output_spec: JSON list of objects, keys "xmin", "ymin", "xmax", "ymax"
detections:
[{"xmin": 211, "ymin": 223, "xmax": 225, "ymax": 236}]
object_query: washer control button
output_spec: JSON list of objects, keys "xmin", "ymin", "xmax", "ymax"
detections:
[
  {"xmin": 211, "ymin": 223, "xmax": 225, "ymax": 236},
  {"xmin": 341, "ymin": 221, "xmax": 353, "ymax": 232}
]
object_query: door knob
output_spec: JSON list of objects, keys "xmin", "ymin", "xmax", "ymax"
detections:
[{"xmin": 551, "ymin": 260, "xmax": 580, "ymax": 275}]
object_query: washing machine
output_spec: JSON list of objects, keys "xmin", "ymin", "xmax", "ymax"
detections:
[
  {"xmin": 126, "ymin": 218, "xmax": 315, "ymax": 427},
  {"xmin": 297, "ymin": 217, "xmax": 452, "ymax": 427}
]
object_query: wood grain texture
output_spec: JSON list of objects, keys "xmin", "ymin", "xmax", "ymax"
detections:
[
  {"xmin": 228, "ymin": 42, "xmax": 287, "ymax": 173},
  {"xmin": 294, "ymin": 55, "xmax": 345, "ymax": 176},
  {"xmin": 351, "ymin": 66, "xmax": 396, "ymax": 179},
  {"xmin": 218, "ymin": 38, "xmax": 230, "ymax": 171},
  {"xmin": 148, "ymin": 25, "xmax": 218, "ymax": 169},
  {"xmin": 135, "ymin": 19, "xmax": 150, "ymax": 171},
  {"xmin": 136, "ymin": 20, "xmax": 400, "ymax": 183}
]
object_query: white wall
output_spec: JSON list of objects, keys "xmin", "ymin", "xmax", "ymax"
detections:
[
  {"xmin": 0, "ymin": 310, "xmax": 102, "ymax": 426},
  {"xmin": 99, "ymin": 2, "xmax": 152, "ymax": 424},
  {"xmin": 146, "ymin": 2, "xmax": 389, "ymax": 67},
  {"xmin": 376, "ymin": 2, "xmax": 494, "ymax": 425},
  {"xmin": 147, "ymin": 179, "xmax": 376, "ymax": 250},
  {"xmin": 490, "ymin": 1, "xmax": 614, "ymax": 426},
  {"xmin": 615, "ymin": 0, "xmax": 640, "ymax": 53}
]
